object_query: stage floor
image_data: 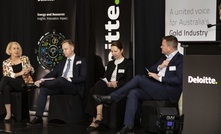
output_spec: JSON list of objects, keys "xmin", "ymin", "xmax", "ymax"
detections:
[{"xmin": 0, "ymin": 116, "xmax": 148, "ymax": 134}]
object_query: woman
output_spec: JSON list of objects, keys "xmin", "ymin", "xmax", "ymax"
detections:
[
  {"xmin": 0, "ymin": 41, "xmax": 34, "ymax": 122},
  {"xmin": 85, "ymin": 41, "xmax": 133, "ymax": 130}
]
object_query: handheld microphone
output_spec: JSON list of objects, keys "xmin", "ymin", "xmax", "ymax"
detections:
[{"xmin": 207, "ymin": 23, "xmax": 221, "ymax": 28}]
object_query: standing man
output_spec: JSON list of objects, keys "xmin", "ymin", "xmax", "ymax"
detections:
[
  {"xmin": 94, "ymin": 35, "xmax": 183, "ymax": 134},
  {"xmin": 29, "ymin": 39, "xmax": 87, "ymax": 124}
]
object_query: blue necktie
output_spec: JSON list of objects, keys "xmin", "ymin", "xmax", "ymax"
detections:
[{"xmin": 63, "ymin": 59, "xmax": 71, "ymax": 77}]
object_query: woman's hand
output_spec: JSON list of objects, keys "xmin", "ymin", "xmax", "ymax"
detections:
[
  {"xmin": 107, "ymin": 81, "xmax": 118, "ymax": 88},
  {"xmin": 23, "ymin": 67, "xmax": 32, "ymax": 74},
  {"xmin": 15, "ymin": 67, "xmax": 32, "ymax": 77}
]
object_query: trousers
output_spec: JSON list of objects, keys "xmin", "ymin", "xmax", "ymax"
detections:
[
  {"xmin": 0, "ymin": 76, "xmax": 24, "ymax": 104},
  {"xmin": 110, "ymin": 75, "xmax": 169, "ymax": 127},
  {"xmin": 36, "ymin": 77, "xmax": 78, "ymax": 117}
]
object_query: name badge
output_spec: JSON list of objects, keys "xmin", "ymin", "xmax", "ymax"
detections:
[
  {"xmin": 169, "ymin": 66, "xmax": 176, "ymax": 71},
  {"xmin": 76, "ymin": 61, "xmax": 82, "ymax": 65},
  {"xmin": 118, "ymin": 69, "xmax": 125, "ymax": 73}
]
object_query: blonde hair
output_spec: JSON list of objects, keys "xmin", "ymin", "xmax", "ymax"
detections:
[{"xmin": 6, "ymin": 41, "xmax": 23, "ymax": 56}]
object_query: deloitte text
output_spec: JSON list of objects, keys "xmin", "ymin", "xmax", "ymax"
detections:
[
  {"xmin": 105, "ymin": 1, "xmax": 120, "ymax": 61},
  {"xmin": 188, "ymin": 76, "xmax": 217, "ymax": 85}
]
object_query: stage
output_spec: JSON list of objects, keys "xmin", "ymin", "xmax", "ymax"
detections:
[{"xmin": 0, "ymin": 116, "xmax": 148, "ymax": 134}]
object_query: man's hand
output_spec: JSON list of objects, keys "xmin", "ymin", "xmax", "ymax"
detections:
[
  {"xmin": 158, "ymin": 59, "xmax": 170, "ymax": 69},
  {"xmin": 148, "ymin": 72, "xmax": 160, "ymax": 81},
  {"xmin": 34, "ymin": 79, "xmax": 43, "ymax": 87}
]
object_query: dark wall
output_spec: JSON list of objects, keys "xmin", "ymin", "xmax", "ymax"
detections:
[
  {"xmin": 134, "ymin": 0, "xmax": 165, "ymax": 75},
  {"xmin": 217, "ymin": 0, "xmax": 221, "ymax": 40},
  {"xmin": 0, "ymin": 0, "xmax": 36, "ymax": 78}
]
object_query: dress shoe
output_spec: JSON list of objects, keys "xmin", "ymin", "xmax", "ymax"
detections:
[
  {"xmin": 4, "ymin": 115, "xmax": 15, "ymax": 123},
  {"xmin": 87, "ymin": 126, "xmax": 98, "ymax": 132},
  {"xmin": 86, "ymin": 126, "xmax": 99, "ymax": 134},
  {"xmin": 4, "ymin": 118, "xmax": 12, "ymax": 123},
  {"xmin": 27, "ymin": 117, "xmax": 43, "ymax": 125},
  {"xmin": 22, "ymin": 83, "xmax": 37, "ymax": 91},
  {"xmin": 86, "ymin": 120, "xmax": 101, "ymax": 132},
  {"xmin": 116, "ymin": 125, "xmax": 133, "ymax": 134},
  {"xmin": 93, "ymin": 94, "xmax": 112, "ymax": 107},
  {"xmin": 87, "ymin": 113, "xmax": 103, "ymax": 132}
]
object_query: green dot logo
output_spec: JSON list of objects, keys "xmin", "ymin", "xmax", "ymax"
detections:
[{"xmin": 115, "ymin": 0, "xmax": 120, "ymax": 5}]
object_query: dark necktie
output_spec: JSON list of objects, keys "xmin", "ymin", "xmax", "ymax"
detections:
[{"xmin": 63, "ymin": 59, "xmax": 71, "ymax": 77}]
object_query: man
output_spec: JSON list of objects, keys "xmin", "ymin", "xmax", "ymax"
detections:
[
  {"xmin": 93, "ymin": 35, "xmax": 183, "ymax": 134},
  {"xmin": 29, "ymin": 39, "xmax": 87, "ymax": 124}
]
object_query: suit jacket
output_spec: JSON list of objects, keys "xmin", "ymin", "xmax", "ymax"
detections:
[
  {"xmin": 104, "ymin": 58, "xmax": 133, "ymax": 88},
  {"xmin": 149, "ymin": 52, "xmax": 183, "ymax": 102},
  {"xmin": 43, "ymin": 55, "xmax": 87, "ymax": 97}
]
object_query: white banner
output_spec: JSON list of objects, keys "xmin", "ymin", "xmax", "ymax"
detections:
[{"xmin": 165, "ymin": 0, "xmax": 216, "ymax": 41}]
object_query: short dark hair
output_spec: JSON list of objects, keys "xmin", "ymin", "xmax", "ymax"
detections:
[
  {"xmin": 61, "ymin": 39, "xmax": 75, "ymax": 47},
  {"xmin": 162, "ymin": 35, "xmax": 178, "ymax": 49}
]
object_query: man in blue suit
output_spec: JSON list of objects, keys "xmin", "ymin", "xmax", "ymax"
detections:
[
  {"xmin": 93, "ymin": 35, "xmax": 183, "ymax": 134},
  {"xmin": 29, "ymin": 39, "xmax": 87, "ymax": 124}
]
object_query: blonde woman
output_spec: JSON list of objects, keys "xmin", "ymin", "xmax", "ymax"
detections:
[{"xmin": 0, "ymin": 41, "xmax": 34, "ymax": 122}]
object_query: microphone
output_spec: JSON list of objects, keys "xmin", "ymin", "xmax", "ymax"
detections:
[{"xmin": 207, "ymin": 23, "xmax": 221, "ymax": 28}]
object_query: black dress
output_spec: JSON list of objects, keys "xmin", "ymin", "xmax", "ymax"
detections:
[
  {"xmin": 85, "ymin": 58, "xmax": 133, "ymax": 122},
  {"xmin": 12, "ymin": 63, "xmax": 25, "ymax": 84}
]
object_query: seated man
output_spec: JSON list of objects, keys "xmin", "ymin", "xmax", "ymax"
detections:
[
  {"xmin": 29, "ymin": 39, "xmax": 87, "ymax": 124},
  {"xmin": 93, "ymin": 35, "xmax": 183, "ymax": 134}
]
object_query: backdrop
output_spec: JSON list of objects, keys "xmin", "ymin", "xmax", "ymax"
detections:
[{"xmin": 1, "ymin": 0, "xmax": 220, "ymax": 116}]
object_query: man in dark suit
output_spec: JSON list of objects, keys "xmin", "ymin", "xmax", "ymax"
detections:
[
  {"xmin": 93, "ymin": 35, "xmax": 183, "ymax": 134},
  {"xmin": 29, "ymin": 39, "xmax": 87, "ymax": 124}
]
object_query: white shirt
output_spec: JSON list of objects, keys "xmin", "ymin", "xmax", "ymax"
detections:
[
  {"xmin": 110, "ymin": 57, "xmax": 125, "ymax": 82},
  {"xmin": 158, "ymin": 50, "xmax": 178, "ymax": 82}
]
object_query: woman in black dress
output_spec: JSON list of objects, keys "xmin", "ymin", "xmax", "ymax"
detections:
[{"xmin": 85, "ymin": 41, "xmax": 133, "ymax": 130}]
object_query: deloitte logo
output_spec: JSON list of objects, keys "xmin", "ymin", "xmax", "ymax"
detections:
[
  {"xmin": 105, "ymin": 0, "xmax": 120, "ymax": 61},
  {"xmin": 188, "ymin": 76, "xmax": 218, "ymax": 85}
]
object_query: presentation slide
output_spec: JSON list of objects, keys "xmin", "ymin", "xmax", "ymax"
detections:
[{"xmin": 165, "ymin": 0, "xmax": 216, "ymax": 41}]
